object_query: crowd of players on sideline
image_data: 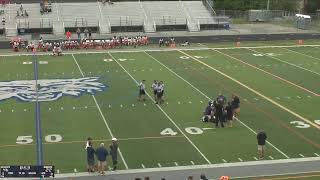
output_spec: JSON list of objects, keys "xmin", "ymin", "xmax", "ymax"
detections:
[
  {"xmin": 202, "ymin": 94, "xmax": 240, "ymax": 128},
  {"xmin": 10, "ymin": 35, "xmax": 150, "ymax": 55}
]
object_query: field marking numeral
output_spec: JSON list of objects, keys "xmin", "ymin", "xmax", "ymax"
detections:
[
  {"xmin": 16, "ymin": 136, "xmax": 33, "ymax": 144},
  {"xmin": 180, "ymin": 56, "xmax": 205, "ymax": 60},
  {"xmin": 104, "ymin": 58, "xmax": 135, "ymax": 62},
  {"xmin": 45, "ymin": 134, "xmax": 63, "ymax": 143},
  {"xmin": 290, "ymin": 121, "xmax": 311, "ymax": 128},
  {"xmin": 16, "ymin": 134, "xmax": 63, "ymax": 144},
  {"xmin": 253, "ymin": 54, "xmax": 264, "ymax": 57},
  {"xmin": 161, "ymin": 127, "xmax": 204, "ymax": 136},
  {"xmin": 252, "ymin": 53, "xmax": 280, "ymax": 57},
  {"xmin": 160, "ymin": 128, "xmax": 178, "ymax": 136},
  {"xmin": 185, "ymin": 127, "xmax": 203, "ymax": 135},
  {"xmin": 314, "ymin": 120, "xmax": 320, "ymax": 125}
]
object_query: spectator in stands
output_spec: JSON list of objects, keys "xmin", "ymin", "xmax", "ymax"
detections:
[
  {"xmin": 76, "ymin": 28, "xmax": 81, "ymax": 41},
  {"xmin": 2, "ymin": 17, "xmax": 5, "ymax": 26},
  {"xmin": 88, "ymin": 28, "xmax": 92, "ymax": 39},
  {"xmin": 187, "ymin": 176, "xmax": 193, "ymax": 180},
  {"xmin": 84, "ymin": 28, "xmax": 89, "ymax": 39},
  {"xmin": 144, "ymin": 177, "xmax": 150, "ymax": 180},
  {"xmin": 19, "ymin": 4, "xmax": 23, "ymax": 13},
  {"xmin": 24, "ymin": 10, "xmax": 28, "ymax": 17},
  {"xmin": 96, "ymin": 143, "xmax": 108, "ymax": 175}
]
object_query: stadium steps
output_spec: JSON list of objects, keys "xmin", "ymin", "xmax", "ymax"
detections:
[
  {"xmin": 60, "ymin": 2, "xmax": 100, "ymax": 28},
  {"xmin": 53, "ymin": 21, "xmax": 65, "ymax": 36},
  {"xmin": 143, "ymin": 22, "xmax": 156, "ymax": 33},
  {"xmin": 5, "ymin": 23, "xmax": 17, "ymax": 37},
  {"xmin": 183, "ymin": 1, "xmax": 215, "ymax": 30},
  {"xmin": 179, "ymin": 1, "xmax": 200, "ymax": 32},
  {"xmin": 142, "ymin": 1, "xmax": 188, "ymax": 26}
]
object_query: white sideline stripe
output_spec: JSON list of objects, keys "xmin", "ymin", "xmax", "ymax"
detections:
[
  {"xmin": 269, "ymin": 156, "xmax": 274, "ymax": 160},
  {"xmin": 299, "ymin": 154, "xmax": 305, "ymax": 158},
  {"xmin": 178, "ymin": 50, "xmax": 320, "ymax": 132},
  {"xmin": 214, "ymin": 49, "xmax": 320, "ymax": 97},
  {"xmin": 2, "ymin": 44, "xmax": 320, "ymax": 57},
  {"xmin": 72, "ymin": 54, "xmax": 129, "ymax": 170},
  {"xmin": 150, "ymin": 50, "xmax": 291, "ymax": 159},
  {"xmin": 314, "ymin": 153, "xmax": 320, "ymax": 157},
  {"xmin": 141, "ymin": 164, "xmax": 145, "ymax": 169},
  {"xmin": 51, "ymin": 157, "xmax": 320, "ymax": 178},
  {"xmin": 108, "ymin": 52, "xmax": 212, "ymax": 164},
  {"xmin": 282, "ymin": 47, "xmax": 320, "ymax": 62},
  {"xmin": 248, "ymin": 48, "xmax": 320, "ymax": 77},
  {"xmin": 158, "ymin": 163, "xmax": 162, "ymax": 168},
  {"xmin": 238, "ymin": 158, "xmax": 243, "ymax": 162}
]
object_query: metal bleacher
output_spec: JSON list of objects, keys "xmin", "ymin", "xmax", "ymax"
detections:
[{"xmin": 3, "ymin": 1, "xmax": 229, "ymax": 37}]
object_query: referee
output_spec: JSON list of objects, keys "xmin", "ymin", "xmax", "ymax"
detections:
[{"xmin": 138, "ymin": 80, "xmax": 146, "ymax": 101}]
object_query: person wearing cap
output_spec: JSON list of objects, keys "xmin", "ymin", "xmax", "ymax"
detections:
[
  {"xmin": 110, "ymin": 137, "xmax": 118, "ymax": 171},
  {"xmin": 95, "ymin": 143, "xmax": 108, "ymax": 174}
]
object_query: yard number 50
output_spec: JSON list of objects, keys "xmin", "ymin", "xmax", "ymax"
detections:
[{"xmin": 16, "ymin": 134, "xmax": 63, "ymax": 144}]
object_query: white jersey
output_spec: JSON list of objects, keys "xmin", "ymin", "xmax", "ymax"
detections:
[
  {"xmin": 151, "ymin": 83, "xmax": 157, "ymax": 90},
  {"xmin": 157, "ymin": 84, "xmax": 164, "ymax": 93},
  {"xmin": 139, "ymin": 82, "xmax": 145, "ymax": 90}
]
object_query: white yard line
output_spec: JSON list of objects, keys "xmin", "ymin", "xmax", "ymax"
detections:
[
  {"xmin": 248, "ymin": 48, "xmax": 320, "ymax": 76},
  {"xmin": 178, "ymin": 50, "xmax": 320, "ymax": 131},
  {"xmin": 2, "ymin": 44, "xmax": 320, "ymax": 57},
  {"xmin": 72, "ymin": 54, "xmax": 129, "ymax": 170},
  {"xmin": 55, "ymin": 157, "xmax": 320, "ymax": 178},
  {"xmin": 108, "ymin": 52, "xmax": 212, "ymax": 164},
  {"xmin": 213, "ymin": 49, "xmax": 320, "ymax": 97},
  {"xmin": 145, "ymin": 51, "xmax": 290, "ymax": 159},
  {"xmin": 281, "ymin": 47, "xmax": 320, "ymax": 62}
]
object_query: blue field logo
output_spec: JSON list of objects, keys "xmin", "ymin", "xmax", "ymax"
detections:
[{"xmin": 0, "ymin": 77, "xmax": 107, "ymax": 102}]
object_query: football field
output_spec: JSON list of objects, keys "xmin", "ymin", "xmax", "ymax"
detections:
[{"xmin": 0, "ymin": 43, "xmax": 320, "ymax": 175}]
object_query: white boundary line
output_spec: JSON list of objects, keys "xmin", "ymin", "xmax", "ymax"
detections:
[
  {"xmin": 72, "ymin": 54, "xmax": 129, "ymax": 170},
  {"xmin": 178, "ymin": 50, "xmax": 320, "ymax": 131},
  {"xmin": 144, "ymin": 51, "xmax": 290, "ymax": 159},
  {"xmin": 213, "ymin": 49, "xmax": 320, "ymax": 97},
  {"xmin": 108, "ymin": 52, "xmax": 212, "ymax": 164},
  {"xmin": 281, "ymin": 47, "xmax": 320, "ymax": 62},
  {"xmin": 2, "ymin": 44, "xmax": 320, "ymax": 57},
  {"xmin": 55, "ymin": 157, "xmax": 320, "ymax": 178},
  {"xmin": 247, "ymin": 48, "xmax": 320, "ymax": 76}
]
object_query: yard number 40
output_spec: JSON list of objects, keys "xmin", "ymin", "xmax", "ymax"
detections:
[
  {"xmin": 16, "ymin": 134, "xmax": 63, "ymax": 144},
  {"xmin": 160, "ymin": 127, "xmax": 204, "ymax": 136},
  {"xmin": 290, "ymin": 120, "xmax": 320, "ymax": 129}
]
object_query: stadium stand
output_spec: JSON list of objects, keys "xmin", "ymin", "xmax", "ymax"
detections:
[{"xmin": 1, "ymin": 1, "xmax": 229, "ymax": 37}]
